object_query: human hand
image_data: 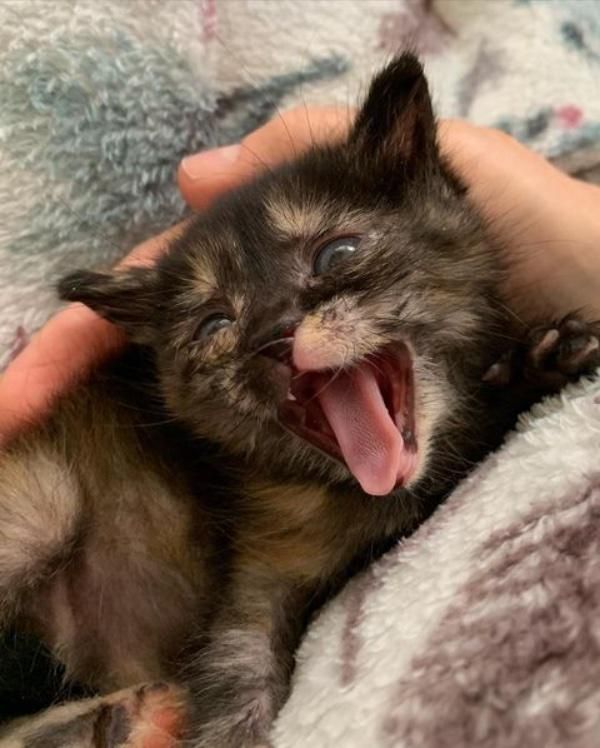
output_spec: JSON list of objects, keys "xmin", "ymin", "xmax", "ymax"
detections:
[
  {"xmin": 2, "ymin": 107, "xmax": 599, "ymax": 445},
  {"xmin": 437, "ymin": 120, "xmax": 600, "ymax": 326}
]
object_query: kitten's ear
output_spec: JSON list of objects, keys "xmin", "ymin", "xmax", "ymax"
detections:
[
  {"xmin": 351, "ymin": 53, "xmax": 437, "ymax": 173},
  {"xmin": 58, "ymin": 267, "xmax": 160, "ymax": 344}
]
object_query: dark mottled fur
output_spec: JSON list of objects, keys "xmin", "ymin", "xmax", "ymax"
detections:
[{"xmin": 1, "ymin": 55, "xmax": 599, "ymax": 747}]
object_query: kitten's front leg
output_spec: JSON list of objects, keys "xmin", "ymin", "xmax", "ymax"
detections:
[
  {"xmin": 184, "ymin": 570, "xmax": 307, "ymax": 748},
  {"xmin": 484, "ymin": 316, "xmax": 600, "ymax": 398},
  {"xmin": 477, "ymin": 315, "xmax": 600, "ymax": 442}
]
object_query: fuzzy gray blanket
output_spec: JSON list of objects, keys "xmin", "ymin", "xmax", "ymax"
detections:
[{"xmin": 2, "ymin": 0, "xmax": 600, "ymax": 367}]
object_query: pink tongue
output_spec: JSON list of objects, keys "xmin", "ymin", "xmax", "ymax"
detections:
[{"xmin": 317, "ymin": 365, "xmax": 404, "ymax": 496}]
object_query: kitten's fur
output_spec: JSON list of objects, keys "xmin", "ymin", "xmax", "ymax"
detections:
[{"xmin": 1, "ymin": 55, "xmax": 599, "ymax": 747}]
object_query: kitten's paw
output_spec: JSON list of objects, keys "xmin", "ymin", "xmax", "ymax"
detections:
[
  {"xmin": 484, "ymin": 316, "xmax": 600, "ymax": 391},
  {"xmin": 524, "ymin": 317, "xmax": 600, "ymax": 388},
  {"xmin": 110, "ymin": 682, "xmax": 186, "ymax": 748},
  {"xmin": 14, "ymin": 682, "xmax": 187, "ymax": 748}
]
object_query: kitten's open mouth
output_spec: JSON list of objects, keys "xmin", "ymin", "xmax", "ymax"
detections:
[{"xmin": 278, "ymin": 346, "xmax": 417, "ymax": 496}]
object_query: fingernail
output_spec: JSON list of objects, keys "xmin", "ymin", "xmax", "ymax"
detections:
[{"xmin": 181, "ymin": 144, "xmax": 241, "ymax": 180}]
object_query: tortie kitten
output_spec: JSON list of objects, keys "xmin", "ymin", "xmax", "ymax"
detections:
[{"xmin": 1, "ymin": 54, "xmax": 599, "ymax": 748}]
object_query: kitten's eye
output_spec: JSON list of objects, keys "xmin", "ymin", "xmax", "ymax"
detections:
[
  {"xmin": 195, "ymin": 313, "xmax": 234, "ymax": 341},
  {"xmin": 313, "ymin": 236, "xmax": 361, "ymax": 275}
]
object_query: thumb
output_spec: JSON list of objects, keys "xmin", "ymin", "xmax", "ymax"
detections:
[{"xmin": 177, "ymin": 106, "xmax": 352, "ymax": 211}]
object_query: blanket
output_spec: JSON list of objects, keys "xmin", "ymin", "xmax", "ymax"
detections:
[
  {"xmin": 2, "ymin": 0, "xmax": 600, "ymax": 370},
  {"xmin": 1, "ymin": 1, "xmax": 599, "ymax": 745}
]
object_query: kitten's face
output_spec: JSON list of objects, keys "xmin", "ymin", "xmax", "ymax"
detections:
[{"xmin": 61, "ymin": 56, "xmax": 504, "ymax": 497}]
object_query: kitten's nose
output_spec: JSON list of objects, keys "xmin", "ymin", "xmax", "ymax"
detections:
[{"xmin": 251, "ymin": 320, "xmax": 298, "ymax": 363}]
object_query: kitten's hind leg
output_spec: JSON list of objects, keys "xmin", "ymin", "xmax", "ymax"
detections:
[
  {"xmin": 184, "ymin": 570, "xmax": 306, "ymax": 748},
  {"xmin": 0, "ymin": 441, "xmax": 81, "ymax": 621},
  {"xmin": 0, "ymin": 682, "xmax": 187, "ymax": 748}
]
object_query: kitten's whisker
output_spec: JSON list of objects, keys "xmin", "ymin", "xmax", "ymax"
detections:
[
  {"xmin": 301, "ymin": 98, "xmax": 316, "ymax": 151},
  {"xmin": 233, "ymin": 338, "xmax": 293, "ymax": 368},
  {"xmin": 300, "ymin": 352, "xmax": 353, "ymax": 405},
  {"xmin": 494, "ymin": 299, "xmax": 528, "ymax": 329},
  {"xmin": 237, "ymin": 142, "xmax": 276, "ymax": 177},
  {"xmin": 275, "ymin": 108, "xmax": 298, "ymax": 160},
  {"xmin": 251, "ymin": 337, "xmax": 295, "ymax": 358}
]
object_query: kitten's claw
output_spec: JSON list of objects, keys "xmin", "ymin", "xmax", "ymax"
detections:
[
  {"xmin": 528, "ymin": 328, "xmax": 560, "ymax": 369},
  {"xmin": 482, "ymin": 354, "xmax": 513, "ymax": 386}
]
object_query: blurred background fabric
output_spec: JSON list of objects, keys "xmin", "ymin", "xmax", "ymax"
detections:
[{"xmin": 1, "ymin": 0, "xmax": 599, "ymax": 369}]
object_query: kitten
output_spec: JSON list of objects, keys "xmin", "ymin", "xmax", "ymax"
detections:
[{"xmin": 1, "ymin": 54, "xmax": 598, "ymax": 748}]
